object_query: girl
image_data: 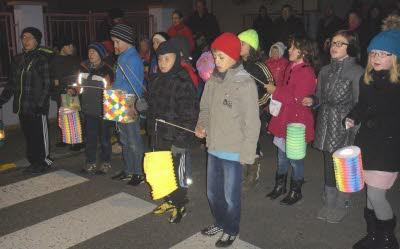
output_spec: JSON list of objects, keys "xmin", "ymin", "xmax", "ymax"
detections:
[
  {"xmin": 265, "ymin": 35, "xmax": 319, "ymax": 205},
  {"xmin": 346, "ymin": 29, "xmax": 400, "ymax": 249},
  {"xmin": 146, "ymin": 40, "xmax": 199, "ymax": 224},
  {"xmin": 265, "ymin": 42, "xmax": 289, "ymax": 87},
  {"xmin": 303, "ymin": 30, "xmax": 364, "ymax": 223},
  {"xmin": 195, "ymin": 32, "xmax": 260, "ymax": 247}
]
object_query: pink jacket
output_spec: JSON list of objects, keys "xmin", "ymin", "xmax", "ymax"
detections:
[
  {"xmin": 268, "ymin": 61, "xmax": 317, "ymax": 143},
  {"xmin": 265, "ymin": 57, "xmax": 289, "ymax": 87}
]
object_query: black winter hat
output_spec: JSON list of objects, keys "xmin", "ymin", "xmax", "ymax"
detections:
[
  {"xmin": 21, "ymin": 27, "xmax": 42, "ymax": 44},
  {"xmin": 110, "ymin": 24, "xmax": 134, "ymax": 44}
]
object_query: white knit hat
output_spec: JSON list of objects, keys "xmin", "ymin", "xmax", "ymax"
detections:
[{"xmin": 269, "ymin": 42, "xmax": 286, "ymax": 58}]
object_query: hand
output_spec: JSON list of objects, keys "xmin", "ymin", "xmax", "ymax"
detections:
[
  {"xmin": 344, "ymin": 118, "xmax": 355, "ymax": 129},
  {"xmin": 264, "ymin": 84, "xmax": 276, "ymax": 94},
  {"xmin": 195, "ymin": 126, "xmax": 206, "ymax": 138},
  {"xmin": 302, "ymin": 97, "xmax": 313, "ymax": 107}
]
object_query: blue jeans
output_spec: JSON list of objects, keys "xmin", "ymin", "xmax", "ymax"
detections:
[
  {"xmin": 207, "ymin": 154, "xmax": 242, "ymax": 236},
  {"xmin": 277, "ymin": 148, "xmax": 304, "ymax": 180},
  {"xmin": 118, "ymin": 120, "xmax": 144, "ymax": 175},
  {"xmin": 84, "ymin": 115, "xmax": 112, "ymax": 164}
]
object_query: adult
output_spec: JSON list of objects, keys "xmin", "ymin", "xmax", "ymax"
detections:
[
  {"xmin": 366, "ymin": 3, "xmax": 384, "ymax": 41},
  {"xmin": 252, "ymin": 5, "xmax": 274, "ymax": 52},
  {"xmin": 317, "ymin": 5, "xmax": 344, "ymax": 53},
  {"xmin": 347, "ymin": 10, "xmax": 369, "ymax": 65},
  {"xmin": 97, "ymin": 8, "xmax": 125, "ymax": 42},
  {"xmin": 167, "ymin": 10, "xmax": 195, "ymax": 52},
  {"xmin": 0, "ymin": 27, "xmax": 53, "ymax": 174},
  {"xmin": 273, "ymin": 4, "xmax": 305, "ymax": 46}
]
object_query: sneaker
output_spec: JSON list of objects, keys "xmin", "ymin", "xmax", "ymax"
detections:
[
  {"xmin": 201, "ymin": 224, "xmax": 223, "ymax": 236},
  {"xmin": 153, "ymin": 201, "xmax": 174, "ymax": 215},
  {"xmin": 186, "ymin": 178, "xmax": 193, "ymax": 186},
  {"xmin": 169, "ymin": 206, "xmax": 187, "ymax": 224},
  {"xmin": 82, "ymin": 163, "xmax": 97, "ymax": 174},
  {"xmin": 96, "ymin": 162, "xmax": 112, "ymax": 175},
  {"xmin": 127, "ymin": 174, "xmax": 145, "ymax": 185},
  {"xmin": 215, "ymin": 233, "xmax": 236, "ymax": 247}
]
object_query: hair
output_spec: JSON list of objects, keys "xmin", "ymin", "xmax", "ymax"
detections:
[
  {"xmin": 289, "ymin": 35, "xmax": 321, "ymax": 74},
  {"xmin": 348, "ymin": 10, "xmax": 362, "ymax": 20},
  {"xmin": 364, "ymin": 55, "xmax": 400, "ymax": 84},
  {"xmin": 246, "ymin": 46, "xmax": 262, "ymax": 63},
  {"xmin": 196, "ymin": 0, "xmax": 207, "ymax": 7},
  {"xmin": 282, "ymin": 4, "xmax": 293, "ymax": 11},
  {"xmin": 173, "ymin": 10, "xmax": 184, "ymax": 19},
  {"xmin": 332, "ymin": 29, "xmax": 360, "ymax": 58}
]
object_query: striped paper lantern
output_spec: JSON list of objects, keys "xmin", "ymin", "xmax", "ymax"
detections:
[{"xmin": 333, "ymin": 146, "xmax": 364, "ymax": 193}]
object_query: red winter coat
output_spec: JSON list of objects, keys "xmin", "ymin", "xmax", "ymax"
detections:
[
  {"xmin": 265, "ymin": 57, "xmax": 289, "ymax": 87},
  {"xmin": 268, "ymin": 61, "xmax": 317, "ymax": 143},
  {"xmin": 167, "ymin": 23, "xmax": 195, "ymax": 52},
  {"xmin": 181, "ymin": 61, "xmax": 200, "ymax": 88}
]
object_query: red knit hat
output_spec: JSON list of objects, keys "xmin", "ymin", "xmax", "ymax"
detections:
[{"xmin": 211, "ymin": 32, "xmax": 241, "ymax": 61}]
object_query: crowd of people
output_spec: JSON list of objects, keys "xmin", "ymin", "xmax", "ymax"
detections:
[{"xmin": 0, "ymin": 0, "xmax": 400, "ymax": 248}]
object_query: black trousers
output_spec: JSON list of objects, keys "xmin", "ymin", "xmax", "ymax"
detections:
[
  {"xmin": 19, "ymin": 114, "xmax": 53, "ymax": 167},
  {"xmin": 323, "ymin": 151, "xmax": 336, "ymax": 187}
]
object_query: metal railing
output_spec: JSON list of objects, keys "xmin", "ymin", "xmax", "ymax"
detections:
[{"xmin": 0, "ymin": 12, "xmax": 16, "ymax": 86}]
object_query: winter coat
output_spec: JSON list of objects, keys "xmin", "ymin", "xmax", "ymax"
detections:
[
  {"xmin": 181, "ymin": 61, "xmax": 200, "ymax": 89},
  {"xmin": 253, "ymin": 15, "xmax": 274, "ymax": 50},
  {"xmin": 313, "ymin": 57, "xmax": 364, "ymax": 153},
  {"xmin": 167, "ymin": 24, "xmax": 195, "ymax": 52},
  {"xmin": 265, "ymin": 57, "xmax": 289, "ymax": 87},
  {"xmin": 50, "ymin": 55, "xmax": 80, "ymax": 101},
  {"xmin": 347, "ymin": 70, "xmax": 400, "ymax": 172},
  {"xmin": 273, "ymin": 16, "xmax": 305, "ymax": 45},
  {"xmin": 196, "ymin": 63, "xmax": 260, "ymax": 164},
  {"xmin": 0, "ymin": 47, "xmax": 53, "ymax": 116},
  {"xmin": 268, "ymin": 61, "xmax": 317, "ymax": 143},
  {"xmin": 147, "ymin": 69, "xmax": 199, "ymax": 149},
  {"xmin": 186, "ymin": 10, "xmax": 220, "ymax": 45}
]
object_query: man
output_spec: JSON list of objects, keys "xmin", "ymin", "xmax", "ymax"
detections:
[
  {"xmin": 273, "ymin": 4, "xmax": 305, "ymax": 46},
  {"xmin": 252, "ymin": 5, "xmax": 274, "ymax": 52},
  {"xmin": 110, "ymin": 24, "xmax": 145, "ymax": 186},
  {"xmin": 0, "ymin": 27, "xmax": 53, "ymax": 174}
]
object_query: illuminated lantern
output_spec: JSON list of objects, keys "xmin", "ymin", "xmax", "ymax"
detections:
[{"xmin": 0, "ymin": 108, "xmax": 4, "ymax": 147}]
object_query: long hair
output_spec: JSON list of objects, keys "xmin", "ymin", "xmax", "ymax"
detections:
[
  {"xmin": 364, "ymin": 54, "xmax": 400, "ymax": 84},
  {"xmin": 246, "ymin": 46, "xmax": 263, "ymax": 63},
  {"xmin": 289, "ymin": 35, "xmax": 321, "ymax": 74}
]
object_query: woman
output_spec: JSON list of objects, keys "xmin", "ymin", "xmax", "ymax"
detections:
[
  {"xmin": 303, "ymin": 30, "xmax": 364, "ymax": 223},
  {"xmin": 346, "ymin": 29, "xmax": 400, "ymax": 249},
  {"xmin": 195, "ymin": 32, "xmax": 260, "ymax": 247},
  {"xmin": 147, "ymin": 40, "xmax": 199, "ymax": 224},
  {"xmin": 238, "ymin": 28, "xmax": 274, "ymax": 191},
  {"xmin": 265, "ymin": 35, "xmax": 319, "ymax": 205},
  {"xmin": 167, "ymin": 10, "xmax": 195, "ymax": 52},
  {"xmin": 149, "ymin": 32, "xmax": 169, "ymax": 78}
]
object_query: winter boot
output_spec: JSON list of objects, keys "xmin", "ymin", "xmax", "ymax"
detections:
[
  {"xmin": 326, "ymin": 191, "xmax": 350, "ymax": 223},
  {"xmin": 317, "ymin": 186, "xmax": 337, "ymax": 220},
  {"xmin": 280, "ymin": 178, "xmax": 303, "ymax": 205},
  {"xmin": 266, "ymin": 173, "xmax": 287, "ymax": 199},
  {"xmin": 375, "ymin": 216, "xmax": 399, "ymax": 249},
  {"xmin": 353, "ymin": 208, "xmax": 377, "ymax": 249},
  {"xmin": 243, "ymin": 157, "xmax": 261, "ymax": 192}
]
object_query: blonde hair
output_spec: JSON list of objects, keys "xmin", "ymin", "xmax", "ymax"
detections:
[{"xmin": 363, "ymin": 54, "xmax": 400, "ymax": 84}]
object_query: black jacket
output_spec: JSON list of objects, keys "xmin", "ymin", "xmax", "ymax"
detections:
[
  {"xmin": 253, "ymin": 15, "xmax": 274, "ymax": 51},
  {"xmin": 273, "ymin": 15, "xmax": 305, "ymax": 45},
  {"xmin": 50, "ymin": 55, "xmax": 80, "ymax": 99},
  {"xmin": 186, "ymin": 10, "xmax": 220, "ymax": 45},
  {"xmin": 347, "ymin": 70, "xmax": 400, "ymax": 172},
  {"xmin": 0, "ymin": 47, "xmax": 53, "ymax": 115},
  {"xmin": 147, "ymin": 69, "xmax": 199, "ymax": 149}
]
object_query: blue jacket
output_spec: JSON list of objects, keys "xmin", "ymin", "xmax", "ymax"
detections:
[{"xmin": 113, "ymin": 47, "xmax": 144, "ymax": 96}]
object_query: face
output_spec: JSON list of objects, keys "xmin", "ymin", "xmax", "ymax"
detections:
[
  {"xmin": 158, "ymin": 53, "xmax": 176, "ymax": 73},
  {"xmin": 112, "ymin": 37, "xmax": 130, "ymax": 55},
  {"xmin": 88, "ymin": 49, "xmax": 101, "ymax": 65},
  {"xmin": 196, "ymin": 1, "xmax": 205, "ymax": 13},
  {"xmin": 348, "ymin": 13, "xmax": 361, "ymax": 28},
  {"xmin": 212, "ymin": 50, "xmax": 236, "ymax": 73},
  {"xmin": 369, "ymin": 50, "xmax": 394, "ymax": 71},
  {"xmin": 330, "ymin": 35, "xmax": 349, "ymax": 60},
  {"xmin": 21, "ymin": 33, "xmax": 38, "ymax": 51},
  {"xmin": 152, "ymin": 37, "xmax": 164, "ymax": 51},
  {"xmin": 172, "ymin": 13, "xmax": 182, "ymax": 26},
  {"xmin": 139, "ymin": 40, "xmax": 149, "ymax": 53},
  {"xmin": 271, "ymin": 47, "xmax": 280, "ymax": 60},
  {"xmin": 62, "ymin": 44, "xmax": 74, "ymax": 55},
  {"xmin": 282, "ymin": 7, "xmax": 291, "ymax": 20},
  {"xmin": 288, "ymin": 43, "xmax": 302, "ymax": 62},
  {"xmin": 240, "ymin": 41, "xmax": 251, "ymax": 58}
]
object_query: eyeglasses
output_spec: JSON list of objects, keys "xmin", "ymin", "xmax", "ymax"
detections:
[
  {"xmin": 369, "ymin": 51, "xmax": 393, "ymax": 58},
  {"xmin": 330, "ymin": 41, "xmax": 349, "ymax": 48}
]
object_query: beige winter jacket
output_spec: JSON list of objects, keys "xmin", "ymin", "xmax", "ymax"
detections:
[{"xmin": 197, "ymin": 63, "xmax": 261, "ymax": 164}]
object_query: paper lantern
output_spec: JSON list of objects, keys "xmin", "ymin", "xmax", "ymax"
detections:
[
  {"xmin": 333, "ymin": 146, "xmax": 364, "ymax": 193},
  {"xmin": 103, "ymin": 89, "xmax": 136, "ymax": 123},
  {"xmin": 58, "ymin": 107, "xmax": 83, "ymax": 144},
  {"xmin": 286, "ymin": 123, "xmax": 306, "ymax": 160},
  {"xmin": 0, "ymin": 119, "xmax": 4, "ymax": 147},
  {"xmin": 196, "ymin": 51, "xmax": 215, "ymax": 82},
  {"xmin": 144, "ymin": 151, "xmax": 178, "ymax": 200}
]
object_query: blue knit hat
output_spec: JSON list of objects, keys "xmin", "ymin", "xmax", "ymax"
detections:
[
  {"xmin": 88, "ymin": 42, "xmax": 107, "ymax": 60},
  {"xmin": 367, "ymin": 29, "xmax": 400, "ymax": 57}
]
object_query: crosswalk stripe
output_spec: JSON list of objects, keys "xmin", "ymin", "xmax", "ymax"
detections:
[
  {"xmin": 0, "ymin": 192, "xmax": 155, "ymax": 249},
  {"xmin": 170, "ymin": 232, "xmax": 262, "ymax": 249},
  {"xmin": 0, "ymin": 170, "xmax": 88, "ymax": 209}
]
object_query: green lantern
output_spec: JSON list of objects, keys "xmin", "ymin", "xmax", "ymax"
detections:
[{"xmin": 286, "ymin": 123, "xmax": 306, "ymax": 160}]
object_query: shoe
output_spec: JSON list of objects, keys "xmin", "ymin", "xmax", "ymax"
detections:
[
  {"xmin": 201, "ymin": 224, "xmax": 223, "ymax": 236},
  {"xmin": 96, "ymin": 162, "xmax": 112, "ymax": 175},
  {"xmin": 215, "ymin": 233, "xmax": 236, "ymax": 247},
  {"xmin": 317, "ymin": 186, "xmax": 337, "ymax": 220},
  {"xmin": 127, "ymin": 174, "xmax": 145, "ymax": 186},
  {"xmin": 81, "ymin": 163, "xmax": 97, "ymax": 174},
  {"xmin": 153, "ymin": 201, "xmax": 174, "ymax": 215},
  {"xmin": 168, "ymin": 206, "xmax": 187, "ymax": 224},
  {"xmin": 111, "ymin": 170, "xmax": 125, "ymax": 180},
  {"xmin": 353, "ymin": 208, "xmax": 378, "ymax": 249},
  {"xmin": 280, "ymin": 178, "xmax": 303, "ymax": 206},
  {"xmin": 326, "ymin": 191, "xmax": 350, "ymax": 223},
  {"xmin": 266, "ymin": 173, "xmax": 287, "ymax": 199},
  {"xmin": 31, "ymin": 164, "xmax": 48, "ymax": 175},
  {"xmin": 375, "ymin": 216, "xmax": 399, "ymax": 249}
]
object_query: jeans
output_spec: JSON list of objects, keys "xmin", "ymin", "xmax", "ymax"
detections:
[
  {"xmin": 207, "ymin": 154, "xmax": 242, "ymax": 236},
  {"xmin": 277, "ymin": 148, "xmax": 304, "ymax": 180},
  {"xmin": 84, "ymin": 114, "xmax": 112, "ymax": 164},
  {"xmin": 118, "ymin": 120, "xmax": 144, "ymax": 175}
]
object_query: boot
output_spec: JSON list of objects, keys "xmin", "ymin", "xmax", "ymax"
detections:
[
  {"xmin": 327, "ymin": 191, "xmax": 350, "ymax": 223},
  {"xmin": 266, "ymin": 173, "xmax": 287, "ymax": 199},
  {"xmin": 375, "ymin": 216, "xmax": 399, "ymax": 249},
  {"xmin": 353, "ymin": 208, "xmax": 377, "ymax": 249},
  {"xmin": 317, "ymin": 186, "xmax": 337, "ymax": 220},
  {"xmin": 242, "ymin": 158, "xmax": 261, "ymax": 192},
  {"xmin": 280, "ymin": 178, "xmax": 303, "ymax": 205}
]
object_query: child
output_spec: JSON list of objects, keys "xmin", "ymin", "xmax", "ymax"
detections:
[
  {"xmin": 149, "ymin": 32, "xmax": 169, "ymax": 78},
  {"xmin": 346, "ymin": 29, "xmax": 400, "ymax": 249},
  {"xmin": 146, "ymin": 40, "xmax": 199, "ymax": 223},
  {"xmin": 265, "ymin": 42, "xmax": 289, "ymax": 87}
]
